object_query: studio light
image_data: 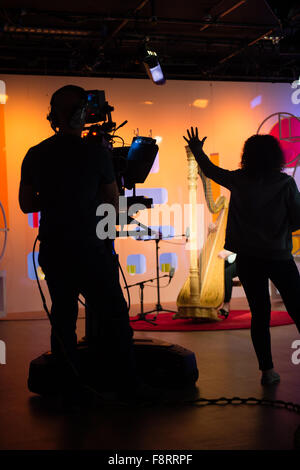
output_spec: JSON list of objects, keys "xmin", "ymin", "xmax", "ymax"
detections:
[{"xmin": 142, "ymin": 48, "xmax": 166, "ymax": 85}]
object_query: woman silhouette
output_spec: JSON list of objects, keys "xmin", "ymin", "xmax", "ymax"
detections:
[{"xmin": 184, "ymin": 127, "xmax": 300, "ymax": 385}]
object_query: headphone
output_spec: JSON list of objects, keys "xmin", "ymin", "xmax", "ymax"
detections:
[
  {"xmin": 70, "ymin": 103, "xmax": 87, "ymax": 129},
  {"xmin": 47, "ymin": 86, "xmax": 87, "ymax": 132}
]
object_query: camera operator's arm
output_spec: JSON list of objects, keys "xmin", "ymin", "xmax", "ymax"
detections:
[
  {"xmin": 19, "ymin": 184, "xmax": 42, "ymax": 214},
  {"xmin": 99, "ymin": 181, "xmax": 119, "ymax": 213},
  {"xmin": 19, "ymin": 149, "xmax": 42, "ymax": 214},
  {"xmin": 96, "ymin": 145, "xmax": 119, "ymax": 212}
]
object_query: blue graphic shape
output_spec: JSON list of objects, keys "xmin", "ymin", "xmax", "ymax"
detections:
[
  {"xmin": 150, "ymin": 152, "xmax": 159, "ymax": 173},
  {"xmin": 159, "ymin": 252, "xmax": 178, "ymax": 272},
  {"xmin": 125, "ymin": 187, "xmax": 168, "ymax": 205},
  {"xmin": 27, "ymin": 252, "xmax": 40, "ymax": 280},
  {"xmin": 250, "ymin": 95, "xmax": 262, "ymax": 108},
  {"xmin": 126, "ymin": 254, "xmax": 146, "ymax": 275},
  {"xmin": 28, "ymin": 212, "xmax": 41, "ymax": 228}
]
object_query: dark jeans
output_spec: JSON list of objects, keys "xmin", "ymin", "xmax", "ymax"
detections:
[
  {"xmin": 236, "ymin": 254, "xmax": 300, "ymax": 370},
  {"xmin": 224, "ymin": 260, "xmax": 237, "ymax": 303},
  {"xmin": 38, "ymin": 241, "xmax": 136, "ymax": 388}
]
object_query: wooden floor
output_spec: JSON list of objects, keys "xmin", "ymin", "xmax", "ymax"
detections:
[{"xmin": 0, "ymin": 299, "xmax": 300, "ymax": 451}]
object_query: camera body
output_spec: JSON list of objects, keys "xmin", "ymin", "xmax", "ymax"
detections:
[
  {"xmin": 85, "ymin": 90, "xmax": 114, "ymax": 127},
  {"xmin": 83, "ymin": 90, "xmax": 158, "ymax": 197}
]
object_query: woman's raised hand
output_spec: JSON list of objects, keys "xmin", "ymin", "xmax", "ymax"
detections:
[{"xmin": 183, "ymin": 126, "xmax": 207, "ymax": 151}]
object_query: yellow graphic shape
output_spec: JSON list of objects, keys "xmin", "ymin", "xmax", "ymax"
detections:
[
  {"xmin": 161, "ymin": 263, "xmax": 171, "ymax": 273},
  {"xmin": 127, "ymin": 265, "xmax": 136, "ymax": 275}
]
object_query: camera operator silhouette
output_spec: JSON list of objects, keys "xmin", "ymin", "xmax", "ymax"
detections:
[
  {"xmin": 19, "ymin": 85, "xmax": 140, "ymax": 405},
  {"xmin": 184, "ymin": 127, "xmax": 300, "ymax": 385}
]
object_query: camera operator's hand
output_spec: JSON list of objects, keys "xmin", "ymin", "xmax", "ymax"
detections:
[
  {"xmin": 101, "ymin": 137, "xmax": 113, "ymax": 151},
  {"xmin": 183, "ymin": 127, "xmax": 207, "ymax": 156},
  {"xmin": 98, "ymin": 131, "xmax": 113, "ymax": 151}
]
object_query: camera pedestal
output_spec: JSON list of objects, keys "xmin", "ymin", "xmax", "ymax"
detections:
[{"xmin": 28, "ymin": 337, "xmax": 199, "ymax": 395}]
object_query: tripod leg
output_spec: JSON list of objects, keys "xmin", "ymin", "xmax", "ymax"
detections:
[{"xmin": 130, "ymin": 284, "xmax": 158, "ymax": 325}]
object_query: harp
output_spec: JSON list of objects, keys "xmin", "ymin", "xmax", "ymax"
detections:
[{"xmin": 174, "ymin": 146, "xmax": 229, "ymax": 320}]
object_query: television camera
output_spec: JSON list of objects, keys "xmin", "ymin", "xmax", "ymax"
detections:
[{"xmin": 83, "ymin": 90, "xmax": 158, "ymax": 214}]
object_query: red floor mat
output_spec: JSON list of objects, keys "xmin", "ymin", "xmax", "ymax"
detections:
[{"xmin": 130, "ymin": 310, "xmax": 294, "ymax": 331}]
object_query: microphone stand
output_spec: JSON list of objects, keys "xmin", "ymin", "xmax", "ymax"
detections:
[
  {"xmin": 142, "ymin": 237, "xmax": 178, "ymax": 320},
  {"xmin": 127, "ymin": 273, "xmax": 170, "ymax": 325},
  {"xmin": 119, "ymin": 215, "xmax": 186, "ymax": 323},
  {"xmin": 131, "ymin": 231, "xmax": 181, "ymax": 322}
]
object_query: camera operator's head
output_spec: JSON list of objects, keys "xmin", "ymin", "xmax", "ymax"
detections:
[{"xmin": 47, "ymin": 85, "xmax": 87, "ymax": 136}]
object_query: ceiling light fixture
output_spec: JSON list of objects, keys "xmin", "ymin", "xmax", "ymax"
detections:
[{"xmin": 142, "ymin": 48, "xmax": 166, "ymax": 85}]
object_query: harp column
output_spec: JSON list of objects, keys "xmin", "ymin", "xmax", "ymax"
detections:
[{"xmin": 186, "ymin": 146, "xmax": 200, "ymax": 303}]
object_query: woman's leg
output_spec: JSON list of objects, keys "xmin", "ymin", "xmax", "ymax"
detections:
[
  {"xmin": 219, "ymin": 261, "xmax": 236, "ymax": 317},
  {"xmin": 269, "ymin": 258, "xmax": 300, "ymax": 332},
  {"xmin": 236, "ymin": 255, "xmax": 274, "ymax": 371},
  {"xmin": 223, "ymin": 260, "xmax": 237, "ymax": 306}
]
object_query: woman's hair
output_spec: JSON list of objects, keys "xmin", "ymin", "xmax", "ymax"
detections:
[{"xmin": 240, "ymin": 134, "xmax": 286, "ymax": 175}]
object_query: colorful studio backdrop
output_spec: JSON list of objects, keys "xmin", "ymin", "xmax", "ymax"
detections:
[{"xmin": 0, "ymin": 75, "xmax": 299, "ymax": 314}]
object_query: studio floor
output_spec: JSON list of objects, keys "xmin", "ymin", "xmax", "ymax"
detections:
[{"xmin": 0, "ymin": 299, "xmax": 300, "ymax": 451}]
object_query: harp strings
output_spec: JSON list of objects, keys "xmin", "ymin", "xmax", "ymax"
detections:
[{"xmin": 198, "ymin": 166, "xmax": 226, "ymax": 290}]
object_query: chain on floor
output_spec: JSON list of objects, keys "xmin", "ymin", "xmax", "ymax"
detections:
[{"xmin": 183, "ymin": 395, "xmax": 300, "ymax": 449}]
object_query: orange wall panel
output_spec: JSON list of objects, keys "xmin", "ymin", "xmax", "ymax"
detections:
[
  {"xmin": 0, "ymin": 75, "xmax": 298, "ymax": 313},
  {"xmin": 0, "ymin": 104, "xmax": 9, "ymax": 227}
]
